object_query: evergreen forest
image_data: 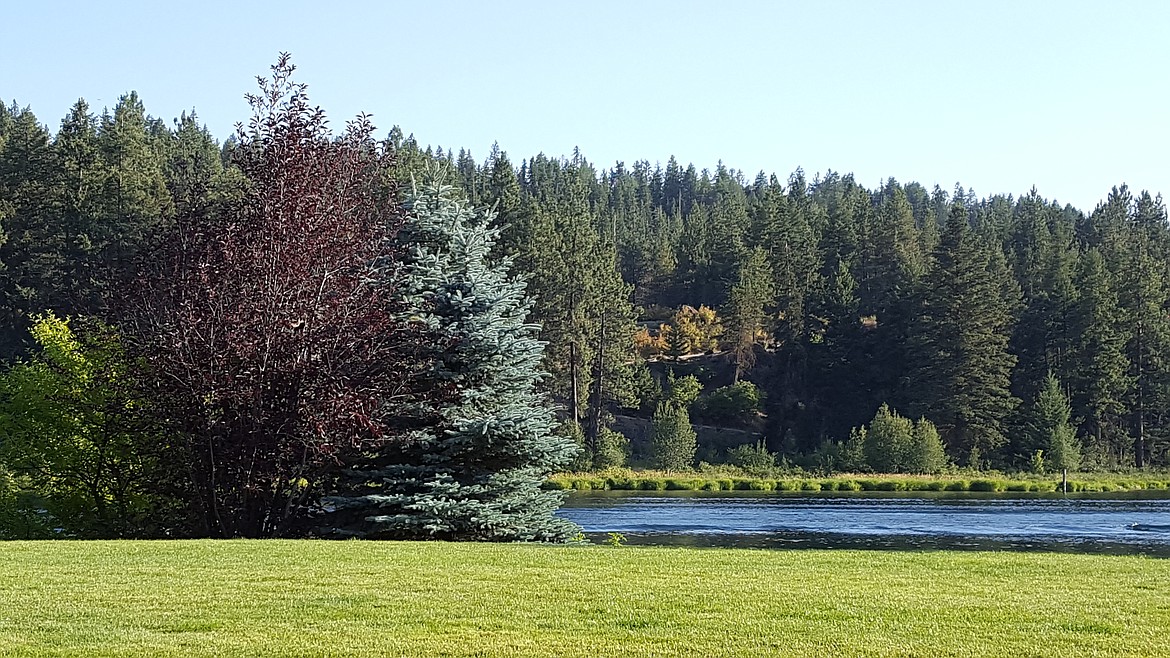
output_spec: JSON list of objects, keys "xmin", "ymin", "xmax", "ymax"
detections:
[{"xmin": 1, "ymin": 56, "xmax": 1168, "ymax": 539}]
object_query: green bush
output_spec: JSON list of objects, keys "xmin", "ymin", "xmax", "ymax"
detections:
[
  {"xmin": 726, "ymin": 441, "xmax": 776, "ymax": 473},
  {"xmin": 696, "ymin": 381, "xmax": 764, "ymax": 423},
  {"xmin": 907, "ymin": 418, "xmax": 948, "ymax": 474},
  {"xmin": 592, "ymin": 428, "xmax": 630, "ymax": 470},
  {"xmin": 863, "ymin": 404, "xmax": 914, "ymax": 473},
  {"xmin": 650, "ymin": 402, "xmax": 697, "ymax": 471}
]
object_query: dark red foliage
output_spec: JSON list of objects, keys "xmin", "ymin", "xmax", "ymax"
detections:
[{"xmin": 125, "ymin": 55, "xmax": 436, "ymax": 538}]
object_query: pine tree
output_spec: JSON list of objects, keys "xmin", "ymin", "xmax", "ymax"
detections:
[
  {"xmin": 324, "ymin": 180, "xmax": 579, "ymax": 541},
  {"xmin": 0, "ymin": 103, "xmax": 56, "ymax": 357},
  {"xmin": 1069, "ymin": 249, "xmax": 1132, "ymax": 464},
  {"xmin": 1117, "ymin": 193, "xmax": 1170, "ymax": 467},
  {"xmin": 908, "ymin": 202, "xmax": 1020, "ymax": 465},
  {"xmin": 1023, "ymin": 374, "xmax": 1080, "ymax": 472},
  {"xmin": 1008, "ymin": 190, "xmax": 1078, "ymax": 401},
  {"xmin": 725, "ymin": 247, "xmax": 773, "ymax": 381}
]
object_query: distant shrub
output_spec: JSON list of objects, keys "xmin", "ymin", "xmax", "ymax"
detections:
[
  {"xmin": 697, "ymin": 382, "xmax": 764, "ymax": 423},
  {"xmin": 835, "ymin": 480, "xmax": 862, "ymax": 491},
  {"xmin": 906, "ymin": 418, "xmax": 948, "ymax": 474},
  {"xmin": 664, "ymin": 372, "xmax": 703, "ymax": 409},
  {"xmin": 726, "ymin": 441, "xmax": 776, "ymax": 473},
  {"xmin": 650, "ymin": 402, "xmax": 697, "ymax": 471},
  {"xmin": 592, "ymin": 428, "xmax": 630, "ymax": 470},
  {"xmin": 864, "ymin": 404, "xmax": 914, "ymax": 473},
  {"xmin": 840, "ymin": 428, "xmax": 867, "ymax": 473}
]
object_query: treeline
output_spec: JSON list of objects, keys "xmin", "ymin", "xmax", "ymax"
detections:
[
  {"xmin": 397, "ymin": 135, "xmax": 1170, "ymax": 472},
  {"xmin": 2, "ymin": 60, "xmax": 1169, "ymax": 543}
]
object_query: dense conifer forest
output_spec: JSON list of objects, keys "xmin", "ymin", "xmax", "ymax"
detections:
[
  {"xmin": 1, "ymin": 59, "xmax": 1168, "ymax": 538},
  {"xmin": 360, "ymin": 115, "xmax": 1170, "ymax": 475}
]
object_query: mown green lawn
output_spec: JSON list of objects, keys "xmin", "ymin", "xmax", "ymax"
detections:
[{"xmin": 1, "ymin": 541, "xmax": 1167, "ymax": 657}]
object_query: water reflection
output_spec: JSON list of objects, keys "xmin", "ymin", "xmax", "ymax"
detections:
[{"xmin": 557, "ymin": 491, "xmax": 1170, "ymax": 556}]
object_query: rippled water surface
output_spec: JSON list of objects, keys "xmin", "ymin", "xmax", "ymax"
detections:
[{"xmin": 557, "ymin": 491, "xmax": 1170, "ymax": 555}]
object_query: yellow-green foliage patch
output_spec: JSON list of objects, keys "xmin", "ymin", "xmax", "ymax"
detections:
[{"xmin": 1, "ymin": 541, "xmax": 1169, "ymax": 657}]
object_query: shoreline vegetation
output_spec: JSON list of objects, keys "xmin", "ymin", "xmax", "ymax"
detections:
[
  {"xmin": 2, "ymin": 541, "xmax": 1167, "ymax": 657},
  {"xmin": 546, "ymin": 468, "xmax": 1170, "ymax": 493}
]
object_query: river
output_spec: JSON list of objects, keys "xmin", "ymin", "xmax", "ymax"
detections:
[{"xmin": 556, "ymin": 490, "xmax": 1170, "ymax": 555}]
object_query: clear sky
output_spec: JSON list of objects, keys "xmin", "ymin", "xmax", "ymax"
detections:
[{"xmin": 2, "ymin": 0, "xmax": 1167, "ymax": 212}]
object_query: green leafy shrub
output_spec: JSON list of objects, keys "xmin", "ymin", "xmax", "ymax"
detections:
[
  {"xmin": 593, "ymin": 428, "xmax": 630, "ymax": 470},
  {"xmin": 696, "ymin": 381, "xmax": 764, "ymax": 423},
  {"xmin": 650, "ymin": 402, "xmax": 697, "ymax": 471},
  {"xmin": 726, "ymin": 441, "xmax": 776, "ymax": 473},
  {"xmin": 907, "ymin": 418, "xmax": 948, "ymax": 474},
  {"xmin": 664, "ymin": 372, "xmax": 703, "ymax": 408},
  {"xmin": 863, "ymin": 404, "xmax": 914, "ymax": 473},
  {"xmin": 0, "ymin": 314, "xmax": 172, "ymax": 538}
]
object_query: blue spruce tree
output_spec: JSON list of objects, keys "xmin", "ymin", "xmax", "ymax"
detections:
[{"xmin": 322, "ymin": 178, "xmax": 580, "ymax": 541}]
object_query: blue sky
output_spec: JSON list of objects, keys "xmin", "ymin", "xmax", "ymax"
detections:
[{"xmin": 2, "ymin": 0, "xmax": 1167, "ymax": 212}]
